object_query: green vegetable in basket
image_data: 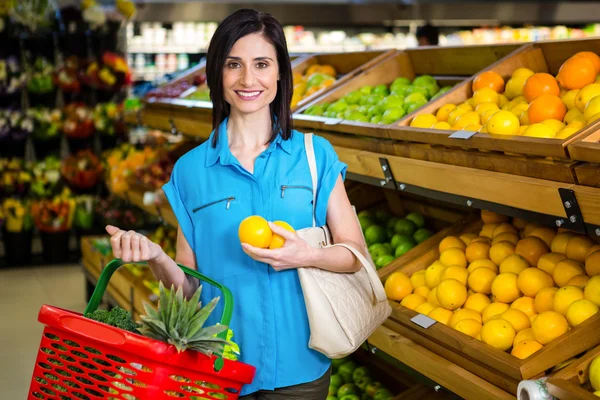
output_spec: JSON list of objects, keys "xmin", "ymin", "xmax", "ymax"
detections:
[
  {"xmin": 85, "ymin": 306, "xmax": 139, "ymax": 333},
  {"xmin": 137, "ymin": 281, "xmax": 230, "ymax": 356}
]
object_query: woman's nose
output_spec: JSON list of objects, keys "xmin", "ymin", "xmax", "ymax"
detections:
[{"xmin": 240, "ymin": 67, "xmax": 255, "ymax": 87}]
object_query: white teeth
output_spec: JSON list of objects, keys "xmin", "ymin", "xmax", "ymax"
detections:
[{"xmin": 238, "ymin": 91, "xmax": 260, "ymax": 97}]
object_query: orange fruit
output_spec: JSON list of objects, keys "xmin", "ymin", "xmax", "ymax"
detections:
[
  {"xmin": 523, "ymin": 223, "xmax": 543, "ymax": 238},
  {"xmin": 490, "ymin": 241, "xmax": 516, "ymax": 266},
  {"xmin": 585, "ymin": 276, "xmax": 600, "ymax": 306},
  {"xmin": 425, "ymin": 261, "xmax": 446, "ymax": 289},
  {"xmin": 492, "ymin": 223, "xmax": 518, "ymax": 238},
  {"xmin": 481, "ymin": 210, "xmax": 509, "ymax": 224},
  {"xmin": 473, "ymin": 71, "xmax": 506, "ymax": 93},
  {"xmin": 385, "ymin": 272, "xmax": 413, "ymax": 301},
  {"xmin": 511, "ymin": 340, "xmax": 543, "ymax": 360},
  {"xmin": 481, "ymin": 318, "xmax": 516, "ymax": 351},
  {"xmin": 415, "ymin": 301, "xmax": 436, "ymax": 316},
  {"xmin": 498, "ymin": 309, "xmax": 531, "ymax": 332},
  {"xmin": 472, "ymin": 236, "xmax": 492, "ymax": 245},
  {"xmin": 567, "ymin": 275, "xmax": 590, "ymax": 289},
  {"xmin": 414, "ymin": 285, "xmax": 431, "ymax": 298},
  {"xmin": 565, "ymin": 235, "xmax": 595, "ymax": 263},
  {"xmin": 532, "ymin": 311, "xmax": 569, "ymax": 344},
  {"xmin": 441, "ymin": 266, "xmax": 469, "ymax": 286},
  {"xmin": 586, "ymin": 250, "xmax": 600, "ymax": 276},
  {"xmin": 460, "ymin": 232, "xmax": 479, "ymax": 245},
  {"xmin": 535, "ymin": 287, "xmax": 559, "ymax": 313},
  {"xmin": 268, "ymin": 221, "xmax": 295, "ymax": 249},
  {"xmin": 464, "ymin": 293, "xmax": 492, "ymax": 313},
  {"xmin": 410, "ymin": 270, "xmax": 427, "ymax": 288},
  {"xmin": 480, "ymin": 224, "xmax": 499, "ymax": 239},
  {"xmin": 553, "ymin": 286, "xmax": 585, "ymax": 316},
  {"xmin": 437, "ymin": 279, "xmax": 467, "ymax": 310},
  {"xmin": 524, "ymin": 73, "xmax": 560, "ymax": 102},
  {"xmin": 468, "ymin": 259, "xmax": 498, "ymax": 273},
  {"xmin": 528, "ymin": 95, "xmax": 567, "ymax": 124},
  {"xmin": 440, "ymin": 248, "xmax": 468, "ymax": 268},
  {"xmin": 454, "ymin": 319, "xmax": 483, "ymax": 338},
  {"xmin": 586, "ymin": 245, "xmax": 600, "ymax": 259},
  {"xmin": 512, "ymin": 217, "xmax": 528, "ymax": 230},
  {"xmin": 500, "ymin": 254, "xmax": 530, "ymax": 274},
  {"xmin": 517, "ymin": 268, "xmax": 554, "ymax": 298},
  {"xmin": 428, "ymin": 286, "xmax": 440, "ymax": 307},
  {"xmin": 468, "ymin": 266, "xmax": 498, "ymax": 295},
  {"xmin": 514, "ymin": 328, "xmax": 536, "ymax": 346},
  {"xmin": 450, "ymin": 308, "xmax": 483, "ymax": 327},
  {"xmin": 516, "ymin": 236, "xmax": 549, "ymax": 267},
  {"xmin": 492, "ymin": 272, "xmax": 522, "ymax": 303},
  {"xmin": 454, "ymin": 111, "xmax": 481, "ymax": 130},
  {"xmin": 439, "ymin": 236, "xmax": 466, "ymax": 253},
  {"xmin": 527, "ymin": 227, "xmax": 557, "ymax": 248},
  {"xmin": 566, "ymin": 299, "xmax": 599, "ymax": 327},
  {"xmin": 557, "ymin": 56, "xmax": 597, "ymax": 90},
  {"xmin": 238, "ymin": 215, "xmax": 273, "ymax": 248},
  {"xmin": 572, "ymin": 51, "xmax": 600, "ymax": 74},
  {"xmin": 551, "ymin": 233, "xmax": 574, "ymax": 254},
  {"xmin": 429, "ymin": 307, "xmax": 454, "ymax": 325},
  {"xmin": 493, "ymin": 232, "xmax": 520, "ymax": 246},
  {"xmin": 553, "ymin": 259, "xmax": 585, "ymax": 287},
  {"xmin": 482, "ymin": 302, "xmax": 510, "ymax": 323},
  {"xmin": 400, "ymin": 293, "xmax": 427, "ymax": 311},
  {"xmin": 511, "ymin": 296, "xmax": 537, "ymax": 317},
  {"xmin": 466, "ymin": 241, "xmax": 491, "ymax": 263}
]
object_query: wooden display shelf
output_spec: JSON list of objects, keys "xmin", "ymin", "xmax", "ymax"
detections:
[
  {"xmin": 369, "ymin": 326, "xmax": 516, "ymax": 400},
  {"xmin": 334, "ymin": 147, "xmax": 600, "ymax": 229},
  {"xmin": 292, "ymin": 43, "xmax": 524, "ymax": 138},
  {"xmin": 390, "ymin": 38, "xmax": 600, "ymax": 159},
  {"xmin": 568, "ymin": 124, "xmax": 600, "ymax": 164},
  {"xmin": 546, "ymin": 344, "xmax": 600, "ymax": 400},
  {"xmin": 112, "ymin": 184, "xmax": 178, "ymax": 228}
]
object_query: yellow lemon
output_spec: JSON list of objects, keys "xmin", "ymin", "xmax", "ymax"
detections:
[
  {"xmin": 432, "ymin": 121, "xmax": 452, "ymax": 130},
  {"xmin": 410, "ymin": 270, "xmax": 427, "ymax": 288},
  {"xmin": 447, "ymin": 108, "xmax": 469, "ymax": 126},
  {"xmin": 454, "ymin": 319, "xmax": 483, "ymax": 338},
  {"xmin": 585, "ymin": 276, "xmax": 600, "ymax": 306},
  {"xmin": 561, "ymin": 89, "xmax": 580, "ymax": 109},
  {"xmin": 555, "ymin": 125, "xmax": 582, "ymax": 139},
  {"xmin": 475, "ymin": 102, "xmax": 500, "ymax": 116},
  {"xmin": 450, "ymin": 308, "xmax": 483, "ymax": 327},
  {"xmin": 400, "ymin": 293, "xmax": 427, "ymax": 311},
  {"xmin": 566, "ymin": 299, "xmax": 599, "ymax": 327},
  {"xmin": 481, "ymin": 318, "xmax": 516, "ymax": 351},
  {"xmin": 415, "ymin": 301, "xmax": 436, "ymax": 316},
  {"xmin": 464, "ymin": 293, "xmax": 492, "ymax": 313},
  {"xmin": 269, "ymin": 221, "xmax": 296, "ymax": 249},
  {"xmin": 441, "ymin": 266, "xmax": 469, "ymax": 286},
  {"xmin": 498, "ymin": 308, "xmax": 531, "ymax": 332},
  {"xmin": 589, "ymin": 112, "xmax": 600, "ymax": 124},
  {"xmin": 517, "ymin": 268, "xmax": 554, "ymax": 298},
  {"xmin": 481, "ymin": 108, "xmax": 499, "ymax": 125},
  {"xmin": 541, "ymin": 119, "xmax": 566, "ymax": 133},
  {"xmin": 428, "ymin": 286, "xmax": 440, "ymax": 307},
  {"xmin": 511, "ymin": 296, "xmax": 537, "ymax": 317},
  {"xmin": 504, "ymin": 76, "xmax": 528, "ymax": 100},
  {"xmin": 514, "ymin": 328, "xmax": 536, "ymax": 346},
  {"xmin": 498, "ymin": 94, "xmax": 510, "ymax": 108},
  {"xmin": 512, "ymin": 68, "xmax": 535, "ymax": 79},
  {"xmin": 436, "ymin": 103, "xmax": 458, "ymax": 122},
  {"xmin": 439, "ymin": 236, "xmax": 467, "ymax": 253},
  {"xmin": 436, "ymin": 279, "xmax": 468, "ymax": 310},
  {"xmin": 410, "ymin": 114, "xmax": 439, "ymax": 128},
  {"xmin": 523, "ymin": 123, "xmax": 556, "ymax": 138},
  {"xmin": 575, "ymin": 83, "xmax": 600, "ymax": 111},
  {"xmin": 511, "ymin": 102, "xmax": 529, "ymax": 117},
  {"xmin": 473, "ymin": 88, "xmax": 500, "ymax": 106},
  {"xmin": 553, "ymin": 260, "xmax": 585, "ymax": 287},
  {"xmin": 468, "ymin": 259, "xmax": 498, "ymax": 274},
  {"xmin": 585, "ymin": 96, "xmax": 600, "ymax": 121},
  {"xmin": 440, "ymin": 248, "xmax": 467, "ymax": 268},
  {"xmin": 500, "ymin": 254, "xmax": 530, "ymax": 274},
  {"xmin": 490, "ymin": 241, "xmax": 516, "ymax": 266},
  {"xmin": 463, "ymin": 123, "xmax": 483, "ymax": 132},
  {"xmin": 553, "ymin": 286, "xmax": 585, "ymax": 316},
  {"xmin": 487, "ymin": 110, "xmax": 520, "ymax": 135},
  {"xmin": 414, "ymin": 285, "xmax": 431, "ymax": 298},
  {"xmin": 564, "ymin": 108, "xmax": 584, "ymax": 123},
  {"xmin": 429, "ymin": 307, "xmax": 454, "ymax": 325},
  {"xmin": 482, "ymin": 302, "xmax": 510, "ymax": 323},
  {"xmin": 453, "ymin": 111, "xmax": 481, "ymax": 130},
  {"xmin": 532, "ymin": 311, "xmax": 569, "ymax": 344},
  {"xmin": 425, "ymin": 262, "xmax": 447, "ymax": 289}
]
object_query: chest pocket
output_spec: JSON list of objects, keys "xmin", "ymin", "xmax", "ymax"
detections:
[
  {"xmin": 190, "ymin": 193, "xmax": 251, "ymax": 278},
  {"xmin": 272, "ymin": 173, "xmax": 314, "ymax": 230}
]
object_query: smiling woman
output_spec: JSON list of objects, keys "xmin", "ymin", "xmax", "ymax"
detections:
[{"xmin": 105, "ymin": 8, "xmax": 370, "ymax": 400}]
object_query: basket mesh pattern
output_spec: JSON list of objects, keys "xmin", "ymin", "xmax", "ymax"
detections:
[{"xmin": 29, "ymin": 326, "xmax": 243, "ymax": 400}]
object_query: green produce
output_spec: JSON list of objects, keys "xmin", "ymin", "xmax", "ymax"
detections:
[
  {"xmin": 340, "ymin": 395, "xmax": 360, "ymax": 400},
  {"xmin": 394, "ymin": 219, "xmax": 417, "ymax": 236},
  {"xmin": 405, "ymin": 212, "xmax": 426, "ymax": 228},
  {"xmin": 374, "ymin": 388, "xmax": 394, "ymax": 400},
  {"xmin": 375, "ymin": 255, "xmax": 395, "ymax": 269},
  {"xmin": 352, "ymin": 365, "xmax": 369, "ymax": 382},
  {"xmin": 332, "ymin": 356, "xmax": 352, "ymax": 373},
  {"xmin": 370, "ymin": 244, "xmax": 392, "ymax": 260},
  {"xmin": 337, "ymin": 383, "xmax": 359, "ymax": 398},
  {"xmin": 364, "ymin": 225, "xmax": 387, "ymax": 246},
  {"xmin": 359, "ymin": 216, "xmax": 376, "ymax": 231},
  {"xmin": 85, "ymin": 306, "xmax": 139, "ymax": 333},
  {"xmin": 330, "ymin": 374, "xmax": 344, "ymax": 388},
  {"xmin": 365, "ymin": 381, "xmax": 383, "ymax": 397},
  {"xmin": 414, "ymin": 228, "xmax": 433, "ymax": 244},
  {"xmin": 338, "ymin": 361, "xmax": 359, "ymax": 383},
  {"xmin": 355, "ymin": 376, "xmax": 373, "ymax": 391},
  {"xmin": 329, "ymin": 385, "xmax": 338, "ymax": 396},
  {"xmin": 395, "ymin": 240, "xmax": 415, "ymax": 257}
]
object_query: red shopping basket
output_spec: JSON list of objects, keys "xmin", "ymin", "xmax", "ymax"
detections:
[{"xmin": 28, "ymin": 259, "xmax": 256, "ymax": 400}]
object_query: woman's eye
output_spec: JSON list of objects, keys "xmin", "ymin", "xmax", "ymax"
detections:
[
  {"xmin": 256, "ymin": 62, "xmax": 268, "ymax": 69},
  {"xmin": 227, "ymin": 62, "xmax": 240, "ymax": 69}
]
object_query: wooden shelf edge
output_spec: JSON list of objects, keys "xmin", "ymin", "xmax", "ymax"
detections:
[{"xmin": 368, "ymin": 326, "xmax": 516, "ymax": 400}]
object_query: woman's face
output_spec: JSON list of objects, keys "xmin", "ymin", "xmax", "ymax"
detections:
[{"xmin": 223, "ymin": 33, "xmax": 279, "ymax": 115}]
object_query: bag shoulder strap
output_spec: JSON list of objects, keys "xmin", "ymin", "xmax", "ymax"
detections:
[
  {"xmin": 303, "ymin": 133, "xmax": 387, "ymax": 304},
  {"xmin": 304, "ymin": 133, "xmax": 318, "ymax": 228}
]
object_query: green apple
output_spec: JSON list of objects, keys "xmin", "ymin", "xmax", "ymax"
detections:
[
  {"xmin": 367, "ymin": 105, "xmax": 380, "ymax": 118},
  {"xmin": 366, "ymin": 94, "xmax": 384, "ymax": 106},
  {"xmin": 373, "ymin": 84, "xmax": 390, "ymax": 96},
  {"xmin": 391, "ymin": 234, "xmax": 412, "ymax": 249},
  {"xmin": 387, "ymin": 217, "xmax": 400, "ymax": 231},
  {"xmin": 391, "ymin": 85, "xmax": 411, "ymax": 97},
  {"xmin": 382, "ymin": 108, "xmax": 406, "ymax": 124},
  {"xmin": 337, "ymin": 382, "xmax": 359, "ymax": 396},
  {"xmin": 414, "ymin": 228, "xmax": 433, "ymax": 243},
  {"xmin": 345, "ymin": 111, "xmax": 369, "ymax": 122},
  {"xmin": 344, "ymin": 91, "xmax": 363, "ymax": 105},
  {"xmin": 375, "ymin": 255, "xmax": 395, "ymax": 269},
  {"xmin": 371, "ymin": 246, "xmax": 392, "ymax": 261},
  {"xmin": 331, "ymin": 356, "xmax": 352, "ymax": 373},
  {"xmin": 406, "ymin": 101, "xmax": 427, "ymax": 114},
  {"xmin": 358, "ymin": 216, "xmax": 375, "ymax": 231},
  {"xmin": 395, "ymin": 240, "xmax": 415, "ymax": 257},
  {"xmin": 374, "ymin": 387, "xmax": 394, "ymax": 400},
  {"xmin": 392, "ymin": 77, "xmax": 411, "ymax": 87},
  {"xmin": 329, "ymin": 385, "xmax": 339, "ymax": 396},
  {"xmin": 365, "ymin": 382, "xmax": 383, "ymax": 397},
  {"xmin": 370, "ymin": 115, "xmax": 383, "ymax": 124},
  {"xmin": 406, "ymin": 85, "xmax": 430, "ymax": 98},
  {"xmin": 364, "ymin": 225, "xmax": 387, "ymax": 245},
  {"xmin": 404, "ymin": 92, "xmax": 428, "ymax": 105},
  {"xmin": 413, "ymin": 75, "xmax": 436, "ymax": 87},
  {"xmin": 405, "ymin": 212, "xmax": 425, "ymax": 228},
  {"xmin": 357, "ymin": 105, "xmax": 370, "ymax": 115},
  {"xmin": 360, "ymin": 85, "xmax": 374, "ymax": 95},
  {"xmin": 329, "ymin": 101, "xmax": 348, "ymax": 113},
  {"xmin": 352, "ymin": 366, "xmax": 370, "ymax": 383},
  {"xmin": 330, "ymin": 374, "xmax": 344, "ymax": 388},
  {"xmin": 416, "ymin": 82, "xmax": 440, "ymax": 98},
  {"xmin": 340, "ymin": 395, "xmax": 360, "ymax": 400},
  {"xmin": 394, "ymin": 219, "xmax": 417, "ymax": 236},
  {"xmin": 378, "ymin": 95, "xmax": 405, "ymax": 111},
  {"xmin": 355, "ymin": 376, "xmax": 373, "ymax": 391}
]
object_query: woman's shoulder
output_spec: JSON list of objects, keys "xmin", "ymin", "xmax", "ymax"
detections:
[
  {"xmin": 171, "ymin": 140, "xmax": 211, "ymax": 174},
  {"xmin": 290, "ymin": 129, "xmax": 337, "ymax": 157}
]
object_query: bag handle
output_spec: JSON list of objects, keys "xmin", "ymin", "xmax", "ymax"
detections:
[{"xmin": 303, "ymin": 133, "xmax": 387, "ymax": 304}]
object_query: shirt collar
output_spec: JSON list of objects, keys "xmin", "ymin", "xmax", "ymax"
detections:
[{"xmin": 205, "ymin": 117, "xmax": 292, "ymax": 167}]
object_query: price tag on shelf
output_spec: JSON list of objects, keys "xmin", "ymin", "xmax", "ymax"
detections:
[
  {"xmin": 449, "ymin": 130, "xmax": 478, "ymax": 139},
  {"xmin": 411, "ymin": 314, "xmax": 437, "ymax": 329},
  {"xmin": 324, "ymin": 118, "xmax": 343, "ymax": 126}
]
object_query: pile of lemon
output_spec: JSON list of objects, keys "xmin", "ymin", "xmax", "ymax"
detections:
[
  {"xmin": 291, "ymin": 64, "xmax": 337, "ymax": 109},
  {"xmin": 385, "ymin": 210, "xmax": 600, "ymax": 360}
]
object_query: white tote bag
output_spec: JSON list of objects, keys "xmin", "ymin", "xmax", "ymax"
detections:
[{"xmin": 295, "ymin": 133, "xmax": 392, "ymax": 359}]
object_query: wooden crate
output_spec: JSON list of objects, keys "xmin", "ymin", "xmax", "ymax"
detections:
[
  {"xmin": 290, "ymin": 50, "xmax": 395, "ymax": 111},
  {"xmin": 292, "ymin": 44, "xmax": 523, "ymax": 138},
  {"xmin": 574, "ymin": 163, "xmax": 600, "ymax": 188},
  {"xmin": 390, "ymin": 38, "xmax": 600, "ymax": 159},
  {"xmin": 546, "ymin": 344, "xmax": 600, "ymax": 400},
  {"xmin": 378, "ymin": 220, "xmax": 600, "ymax": 395},
  {"xmin": 569, "ymin": 127, "xmax": 600, "ymax": 164}
]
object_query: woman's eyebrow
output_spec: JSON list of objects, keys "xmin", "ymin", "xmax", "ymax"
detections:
[{"xmin": 226, "ymin": 56, "xmax": 274, "ymax": 61}]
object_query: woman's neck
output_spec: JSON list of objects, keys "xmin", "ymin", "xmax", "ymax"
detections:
[{"xmin": 227, "ymin": 107, "xmax": 272, "ymax": 152}]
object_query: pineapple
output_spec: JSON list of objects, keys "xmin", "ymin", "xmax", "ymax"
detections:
[{"xmin": 138, "ymin": 281, "xmax": 229, "ymax": 356}]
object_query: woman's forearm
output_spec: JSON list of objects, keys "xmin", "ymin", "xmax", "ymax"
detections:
[
  {"xmin": 305, "ymin": 240, "xmax": 364, "ymax": 273},
  {"xmin": 147, "ymin": 251, "xmax": 199, "ymax": 298}
]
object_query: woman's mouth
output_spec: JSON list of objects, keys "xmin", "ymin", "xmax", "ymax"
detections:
[{"xmin": 235, "ymin": 90, "xmax": 262, "ymax": 101}]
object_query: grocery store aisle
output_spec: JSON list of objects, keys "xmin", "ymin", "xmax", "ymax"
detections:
[{"xmin": 0, "ymin": 264, "xmax": 88, "ymax": 398}]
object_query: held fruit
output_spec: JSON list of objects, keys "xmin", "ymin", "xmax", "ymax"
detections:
[
  {"xmin": 269, "ymin": 221, "xmax": 295, "ymax": 249},
  {"xmin": 238, "ymin": 215, "xmax": 272, "ymax": 248}
]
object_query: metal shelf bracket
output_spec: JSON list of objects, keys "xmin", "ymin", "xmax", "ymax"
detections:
[
  {"xmin": 557, "ymin": 188, "xmax": 586, "ymax": 233},
  {"xmin": 379, "ymin": 158, "xmax": 397, "ymax": 190}
]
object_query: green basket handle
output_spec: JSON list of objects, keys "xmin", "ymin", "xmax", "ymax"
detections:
[{"xmin": 84, "ymin": 259, "xmax": 234, "ymax": 370}]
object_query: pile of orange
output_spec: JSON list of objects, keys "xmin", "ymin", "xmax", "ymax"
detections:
[
  {"xmin": 292, "ymin": 64, "xmax": 337, "ymax": 109},
  {"xmin": 238, "ymin": 215, "xmax": 294, "ymax": 249},
  {"xmin": 384, "ymin": 209, "xmax": 600, "ymax": 360},
  {"xmin": 408, "ymin": 51, "xmax": 600, "ymax": 139}
]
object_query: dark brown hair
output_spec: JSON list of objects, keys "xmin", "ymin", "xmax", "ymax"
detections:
[{"xmin": 205, "ymin": 9, "xmax": 293, "ymax": 147}]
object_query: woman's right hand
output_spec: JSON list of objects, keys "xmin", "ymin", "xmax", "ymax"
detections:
[{"xmin": 105, "ymin": 225, "xmax": 164, "ymax": 263}]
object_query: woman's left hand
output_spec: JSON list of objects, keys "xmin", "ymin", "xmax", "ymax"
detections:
[{"xmin": 241, "ymin": 222, "xmax": 315, "ymax": 271}]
